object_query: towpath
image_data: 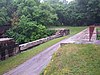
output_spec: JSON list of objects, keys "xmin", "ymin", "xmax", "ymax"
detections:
[{"xmin": 4, "ymin": 27, "xmax": 97, "ymax": 75}]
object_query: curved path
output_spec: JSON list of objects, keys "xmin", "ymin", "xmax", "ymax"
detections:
[{"xmin": 4, "ymin": 28, "xmax": 97, "ymax": 75}]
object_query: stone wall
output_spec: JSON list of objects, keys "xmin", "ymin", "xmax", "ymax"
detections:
[{"xmin": 19, "ymin": 29, "xmax": 69, "ymax": 51}]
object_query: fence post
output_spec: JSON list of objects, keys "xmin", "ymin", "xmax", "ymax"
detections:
[{"xmin": 89, "ymin": 26, "xmax": 95, "ymax": 41}]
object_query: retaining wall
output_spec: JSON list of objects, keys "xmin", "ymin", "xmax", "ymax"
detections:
[{"xmin": 19, "ymin": 29, "xmax": 69, "ymax": 51}]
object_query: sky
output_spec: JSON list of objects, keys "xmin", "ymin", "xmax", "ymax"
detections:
[{"xmin": 66, "ymin": 0, "xmax": 74, "ymax": 2}]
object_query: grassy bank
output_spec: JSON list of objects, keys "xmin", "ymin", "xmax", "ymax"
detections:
[
  {"xmin": 42, "ymin": 44, "xmax": 100, "ymax": 75},
  {"xmin": 0, "ymin": 26, "xmax": 86, "ymax": 74},
  {"xmin": 97, "ymin": 27, "xmax": 100, "ymax": 40}
]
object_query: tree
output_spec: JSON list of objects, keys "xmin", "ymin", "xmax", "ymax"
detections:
[
  {"xmin": 75, "ymin": 0, "xmax": 100, "ymax": 25},
  {"xmin": 37, "ymin": 3, "xmax": 58, "ymax": 26}
]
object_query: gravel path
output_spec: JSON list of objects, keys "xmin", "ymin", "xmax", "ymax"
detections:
[{"xmin": 4, "ymin": 28, "xmax": 97, "ymax": 75}]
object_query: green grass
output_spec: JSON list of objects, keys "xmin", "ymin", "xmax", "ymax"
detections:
[
  {"xmin": 0, "ymin": 26, "xmax": 86, "ymax": 74},
  {"xmin": 97, "ymin": 27, "xmax": 100, "ymax": 40},
  {"xmin": 42, "ymin": 44, "xmax": 100, "ymax": 75}
]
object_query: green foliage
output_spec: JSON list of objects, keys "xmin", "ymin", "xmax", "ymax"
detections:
[
  {"xmin": 6, "ymin": 15, "xmax": 54, "ymax": 44},
  {"xmin": 0, "ymin": 0, "xmax": 15, "ymax": 26},
  {"xmin": 97, "ymin": 28, "xmax": 100, "ymax": 40},
  {"xmin": 1, "ymin": 0, "xmax": 100, "ymax": 26},
  {"xmin": 37, "ymin": 3, "xmax": 58, "ymax": 26},
  {"xmin": 15, "ymin": 0, "xmax": 57, "ymax": 26},
  {"xmin": 44, "ymin": 0, "xmax": 100, "ymax": 26},
  {"xmin": 0, "ymin": 7, "xmax": 9, "ymax": 26},
  {"xmin": 4, "ymin": 0, "xmax": 57, "ymax": 44}
]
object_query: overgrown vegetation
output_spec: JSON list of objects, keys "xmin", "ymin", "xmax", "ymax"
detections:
[
  {"xmin": 42, "ymin": 44, "xmax": 100, "ymax": 75},
  {"xmin": 0, "ymin": 0, "xmax": 100, "ymax": 43},
  {"xmin": 97, "ymin": 27, "xmax": 100, "ymax": 40},
  {"xmin": 0, "ymin": 27, "xmax": 86, "ymax": 75}
]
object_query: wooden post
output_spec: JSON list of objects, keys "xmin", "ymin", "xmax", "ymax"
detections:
[{"xmin": 89, "ymin": 26, "xmax": 95, "ymax": 41}]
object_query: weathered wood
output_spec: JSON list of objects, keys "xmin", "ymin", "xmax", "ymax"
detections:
[{"xmin": 0, "ymin": 38, "xmax": 19, "ymax": 60}]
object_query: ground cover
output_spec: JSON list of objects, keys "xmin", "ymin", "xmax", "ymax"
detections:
[{"xmin": 42, "ymin": 44, "xmax": 100, "ymax": 75}]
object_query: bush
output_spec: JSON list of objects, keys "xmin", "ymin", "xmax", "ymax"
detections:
[{"xmin": 6, "ymin": 15, "xmax": 55, "ymax": 44}]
